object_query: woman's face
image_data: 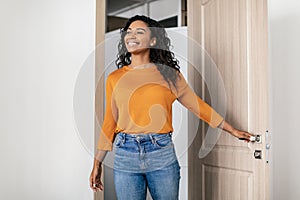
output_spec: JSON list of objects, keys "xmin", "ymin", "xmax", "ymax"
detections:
[{"xmin": 124, "ymin": 20, "xmax": 156, "ymax": 54}]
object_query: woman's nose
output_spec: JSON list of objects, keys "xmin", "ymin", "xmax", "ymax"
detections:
[
  {"xmin": 128, "ymin": 34, "xmax": 136, "ymax": 38},
  {"xmin": 126, "ymin": 35, "xmax": 137, "ymax": 41}
]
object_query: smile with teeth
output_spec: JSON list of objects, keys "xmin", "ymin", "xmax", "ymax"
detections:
[{"xmin": 127, "ymin": 41, "xmax": 140, "ymax": 47}]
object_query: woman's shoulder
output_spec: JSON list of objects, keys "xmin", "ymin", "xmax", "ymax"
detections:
[
  {"xmin": 110, "ymin": 66, "xmax": 127, "ymax": 75},
  {"xmin": 106, "ymin": 66, "xmax": 128, "ymax": 82}
]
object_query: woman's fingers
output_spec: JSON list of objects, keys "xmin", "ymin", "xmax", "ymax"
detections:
[
  {"xmin": 90, "ymin": 180, "xmax": 103, "ymax": 192},
  {"xmin": 243, "ymin": 131, "xmax": 252, "ymax": 140},
  {"xmin": 89, "ymin": 174, "xmax": 97, "ymax": 192},
  {"xmin": 94, "ymin": 175, "xmax": 104, "ymax": 191},
  {"xmin": 97, "ymin": 181, "xmax": 104, "ymax": 191},
  {"xmin": 234, "ymin": 130, "xmax": 254, "ymax": 142},
  {"xmin": 91, "ymin": 182, "xmax": 104, "ymax": 192},
  {"xmin": 89, "ymin": 168, "xmax": 104, "ymax": 192}
]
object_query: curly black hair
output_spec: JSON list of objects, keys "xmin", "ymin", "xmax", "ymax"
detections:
[{"xmin": 115, "ymin": 15, "xmax": 181, "ymax": 89}]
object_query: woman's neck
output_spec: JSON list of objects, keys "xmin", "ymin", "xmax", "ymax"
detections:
[{"xmin": 129, "ymin": 52, "xmax": 151, "ymax": 69}]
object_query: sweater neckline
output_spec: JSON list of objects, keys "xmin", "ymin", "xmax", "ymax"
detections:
[{"xmin": 123, "ymin": 65, "xmax": 158, "ymax": 71}]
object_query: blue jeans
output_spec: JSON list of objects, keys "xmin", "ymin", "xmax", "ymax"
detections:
[{"xmin": 113, "ymin": 132, "xmax": 181, "ymax": 200}]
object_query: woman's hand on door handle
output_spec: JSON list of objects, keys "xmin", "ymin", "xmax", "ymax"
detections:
[{"xmin": 218, "ymin": 120, "xmax": 254, "ymax": 142}]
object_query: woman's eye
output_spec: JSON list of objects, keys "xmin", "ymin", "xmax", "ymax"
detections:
[{"xmin": 125, "ymin": 30, "xmax": 145, "ymax": 35}]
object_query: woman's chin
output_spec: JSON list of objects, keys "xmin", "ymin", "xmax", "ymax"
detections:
[{"xmin": 127, "ymin": 48, "xmax": 149, "ymax": 55}]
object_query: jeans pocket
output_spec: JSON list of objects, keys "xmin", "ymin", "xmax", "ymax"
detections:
[{"xmin": 154, "ymin": 135, "xmax": 172, "ymax": 148}]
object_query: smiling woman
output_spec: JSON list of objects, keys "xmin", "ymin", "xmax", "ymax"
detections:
[{"xmin": 90, "ymin": 15, "xmax": 253, "ymax": 200}]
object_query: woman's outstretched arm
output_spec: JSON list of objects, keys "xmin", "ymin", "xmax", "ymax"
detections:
[{"xmin": 175, "ymin": 72, "xmax": 253, "ymax": 141}]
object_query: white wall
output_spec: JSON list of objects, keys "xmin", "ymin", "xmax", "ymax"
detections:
[
  {"xmin": 0, "ymin": 0, "xmax": 95, "ymax": 199},
  {"xmin": 269, "ymin": 0, "xmax": 300, "ymax": 199}
]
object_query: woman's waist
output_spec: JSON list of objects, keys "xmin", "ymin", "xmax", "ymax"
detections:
[
  {"xmin": 115, "ymin": 124, "xmax": 174, "ymax": 135},
  {"xmin": 116, "ymin": 131, "xmax": 172, "ymax": 142}
]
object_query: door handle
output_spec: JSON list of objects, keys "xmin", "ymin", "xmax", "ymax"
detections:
[
  {"xmin": 250, "ymin": 135, "xmax": 261, "ymax": 143},
  {"xmin": 239, "ymin": 134, "xmax": 261, "ymax": 143}
]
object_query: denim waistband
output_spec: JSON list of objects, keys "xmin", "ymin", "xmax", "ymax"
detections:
[{"xmin": 117, "ymin": 132, "xmax": 172, "ymax": 142}]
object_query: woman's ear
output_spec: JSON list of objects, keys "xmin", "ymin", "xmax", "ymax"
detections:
[{"xmin": 150, "ymin": 37, "xmax": 157, "ymax": 46}]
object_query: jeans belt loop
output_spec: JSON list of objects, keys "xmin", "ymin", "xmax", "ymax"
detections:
[
  {"xmin": 123, "ymin": 132, "xmax": 126, "ymax": 143},
  {"xmin": 149, "ymin": 134, "xmax": 155, "ymax": 144}
]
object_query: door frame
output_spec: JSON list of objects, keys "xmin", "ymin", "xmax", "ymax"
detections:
[{"xmin": 95, "ymin": 0, "xmax": 105, "ymax": 200}]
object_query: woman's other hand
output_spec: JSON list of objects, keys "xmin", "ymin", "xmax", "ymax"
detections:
[{"xmin": 89, "ymin": 163, "xmax": 104, "ymax": 192}]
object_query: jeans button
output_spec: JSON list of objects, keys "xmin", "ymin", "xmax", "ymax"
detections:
[{"xmin": 136, "ymin": 136, "xmax": 141, "ymax": 141}]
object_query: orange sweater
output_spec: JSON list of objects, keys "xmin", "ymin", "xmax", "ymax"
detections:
[{"xmin": 97, "ymin": 65, "xmax": 223, "ymax": 151}]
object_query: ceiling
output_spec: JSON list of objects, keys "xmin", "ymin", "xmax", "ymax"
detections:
[{"xmin": 106, "ymin": 0, "xmax": 158, "ymax": 15}]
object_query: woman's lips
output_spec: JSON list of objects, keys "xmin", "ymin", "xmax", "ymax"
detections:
[{"xmin": 126, "ymin": 41, "xmax": 140, "ymax": 47}]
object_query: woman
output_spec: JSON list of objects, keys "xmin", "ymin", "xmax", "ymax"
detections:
[{"xmin": 90, "ymin": 15, "xmax": 252, "ymax": 200}]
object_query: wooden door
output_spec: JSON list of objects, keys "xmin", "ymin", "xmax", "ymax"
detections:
[{"xmin": 187, "ymin": 0, "xmax": 270, "ymax": 199}]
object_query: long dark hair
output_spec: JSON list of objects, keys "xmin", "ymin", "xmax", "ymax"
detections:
[{"xmin": 115, "ymin": 15, "xmax": 180, "ymax": 88}]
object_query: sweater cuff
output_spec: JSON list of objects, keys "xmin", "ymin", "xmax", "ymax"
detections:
[
  {"xmin": 97, "ymin": 132, "xmax": 113, "ymax": 151},
  {"xmin": 209, "ymin": 110, "xmax": 224, "ymax": 128}
]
